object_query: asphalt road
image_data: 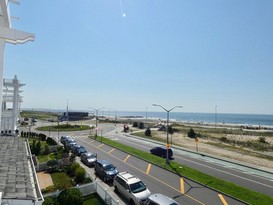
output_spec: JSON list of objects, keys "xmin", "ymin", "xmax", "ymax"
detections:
[
  {"xmin": 108, "ymin": 131, "xmax": 273, "ymax": 197},
  {"xmin": 75, "ymin": 136, "xmax": 245, "ymax": 205}
]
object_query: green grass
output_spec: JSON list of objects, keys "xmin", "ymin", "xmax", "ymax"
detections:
[
  {"xmin": 36, "ymin": 124, "xmax": 91, "ymax": 132},
  {"xmin": 37, "ymin": 153, "xmax": 55, "ymax": 163},
  {"xmin": 51, "ymin": 172, "xmax": 73, "ymax": 190},
  {"xmin": 20, "ymin": 110, "xmax": 58, "ymax": 121},
  {"xmin": 83, "ymin": 193, "xmax": 105, "ymax": 205},
  {"xmin": 96, "ymin": 136, "xmax": 273, "ymax": 205}
]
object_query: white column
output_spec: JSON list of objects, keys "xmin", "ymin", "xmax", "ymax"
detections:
[{"xmin": 0, "ymin": 40, "xmax": 5, "ymax": 133}]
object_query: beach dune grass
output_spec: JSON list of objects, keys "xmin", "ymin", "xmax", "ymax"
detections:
[{"xmin": 98, "ymin": 136, "xmax": 273, "ymax": 205}]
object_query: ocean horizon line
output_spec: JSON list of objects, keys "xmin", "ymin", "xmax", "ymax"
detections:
[{"xmin": 21, "ymin": 108, "xmax": 273, "ymax": 116}]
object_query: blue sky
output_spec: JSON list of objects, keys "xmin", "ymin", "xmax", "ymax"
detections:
[{"xmin": 4, "ymin": 0, "xmax": 273, "ymax": 114}]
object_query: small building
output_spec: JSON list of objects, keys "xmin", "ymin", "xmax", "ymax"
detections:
[{"xmin": 59, "ymin": 112, "xmax": 89, "ymax": 121}]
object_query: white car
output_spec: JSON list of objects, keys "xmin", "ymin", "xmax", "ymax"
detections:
[
  {"xmin": 144, "ymin": 193, "xmax": 180, "ymax": 205},
  {"xmin": 113, "ymin": 172, "xmax": 151, "ymax": 205}
]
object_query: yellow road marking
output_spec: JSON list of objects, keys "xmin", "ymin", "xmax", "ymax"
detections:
[
  {"xmin": 146, "ymin": 164, "xmax": 152, "ymax": 175},
  {"xmin": 108, "ymin": 148, "xmax": 115, "ymax": 154},
  {"xmin": 124, "ymin": 155, "xmax": 130, "ymax": 162},
  {"xmin": 93, "ymin": 141, "xmax": 205, "ymax": 205},
  {"xmin": 97, "ymin": 144, "xmax": 104, "ymax": 148},
  {"xmin": 180, "ymin": 178, "xmax": 185, "ymax": 194},
  {"xmin": 218, "ymin": 194, "xmax": 228, "ymax": 205}
]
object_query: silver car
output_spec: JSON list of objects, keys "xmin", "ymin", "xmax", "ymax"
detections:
[
  {"xmin": 144, "ymin": 193, "xmax": 180, "ymax": 205},
  {"xmin": 114, "ymin": 172, "xmax": 151, "ymax": 205},
  {"xmin": 80, "ymin": 152, "xmax": 97, "ymax": 167}
]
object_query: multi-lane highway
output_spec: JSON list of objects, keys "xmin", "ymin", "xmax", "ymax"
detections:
[
  {"xmin": 75, "ymin": 135, "xmax": 245, "ymax": 205},
  {"xmin": 24, "ymin": 121, "xmax": 273, "ymax": 204},
  {"xmin": 104, "ymin": 129, "xmax": 273, "ymax": 197}
]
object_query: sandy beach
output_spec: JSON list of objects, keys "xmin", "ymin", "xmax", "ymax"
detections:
[{"xmin": 147, "ymin": 127, "xmax": 273, "ymax": 170}]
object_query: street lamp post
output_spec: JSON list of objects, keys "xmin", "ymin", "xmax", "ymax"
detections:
[
  {"xmin": 89, "ymin": 107, "xmax": 104, "ymax": 136},
  {"xmin": 152, "ymin": 104, "xmax": 183, "ymax": 164}
]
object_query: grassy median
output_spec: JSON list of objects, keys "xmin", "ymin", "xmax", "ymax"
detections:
[{"xmin": 97, "ymin": 136, "xmax": 273, "ymax": 205}]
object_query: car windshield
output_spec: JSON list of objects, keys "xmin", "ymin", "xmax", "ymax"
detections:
[
  {"xmin": 104, "ymin": 164, "xmax": 115, "ymax": 171},
  {"xmin": 87, "ymin": 154, "xmax": 96, "ymax": 159},
  {"xmin": 129, "ymin": 181, "xmax": 146, "ymax": 193}
]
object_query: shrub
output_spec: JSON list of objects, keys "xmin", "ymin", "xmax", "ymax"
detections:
[
  {"xmin": 75, "ymin": 167, "xmax": 86, "ymax": 184},
  {"xmin": 132, "ymin": 121, "xmax": 138, "ymax": 127},
  {"xmin": 145, "ymin": 127, "xmax": 152, "ymax": 136},
  {"xmin": 44, "ymin": 144, "xmax": 50, "ymax": 155},
  {"xmin": 187, "ymin": 128, "xmax": 196, "ymax": 139},
  {"xmin": 258, "ymin": 137, "xmax": 267, "ymax": 144},
  {"xmin": 42, "ymin": 196, "xmax": 56, "ymax": 205},
  {"xmin": 220, "ymin": 136, "xmax": 228, "ymax": 142},
  {"xmin": 68, "ymin": 162, "xmax": 80, "ymax": 177},
  {"xmin": 138, "ymin": 122, "xmax": 145, "ymax": 129},
  {"xmin": 57, "ymin": 188, "xmax": 83, "ymax": 205}
]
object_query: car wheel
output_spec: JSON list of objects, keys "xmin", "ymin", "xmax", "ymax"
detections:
[
  {"xmin": 103, "ymin": 175, "xmax": 107, "ymax": 182},
  {"xmin": 114, "ymin": 186, "xmax": 118, "ymax": 193},
  {"xmin": 129, "ymin": 199, "xmax": 135, "ymax": 205}
]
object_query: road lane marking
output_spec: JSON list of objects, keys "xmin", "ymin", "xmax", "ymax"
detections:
[
  {"xmin": 180, "ymin": 178, "xmax": 185, "ymax": 194},
  {"xmin": 97, "ymin": 144, "xmax": 104, "ymax": 148},
  {"xmin": 108, "ymin": 148, "xmax": 115, "ymax": 154},
  {"xmin": 218, "ymin": 194, "xmax": 228, "ymax": 205},
  {"xmin": 124, "ymin": 155, "xmax": 130, "ymax": 162},
  {"xmin": 94, "ymin": 144, "xmax": 205, "ymax": 205},
  {"xmin": 146, "ymin": 164, "xmax": 151, "ymax": 175},
  {"xmin": 79, "ymin": 137, "xmax": 204, "ymax": 204}
]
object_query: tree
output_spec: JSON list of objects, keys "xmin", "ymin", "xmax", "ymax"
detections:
[
  {"xmin": 132, "ymin": 121, "xmax": 138, "ymax": 127},
  {"xmin": 42, "ymin": 196, "xmax": 56, "ymax": 205},
  {"xmin": 145, "ymin": 127, "xmax": 152, "ymax": 136},
  {"xmin": 75, "ymin": 167, "xmax": 86, "ymax": 184},
  {"xmin": 47, "ymin": 159, "xmax": 58, "ymax": 173},
  {"xmin": 57, "ymin": 188, "xmax": 83, "ymax": 205},
  {"xmin": 44, "ymin": 144, "xmax": 50, "ymax": 155},
  {"xmin": 138, "ymin": 122, "xmax": 145, "ymax": 129},
  {"xmin": 187, "ymin": 128, "xmax": 196, "ymax": 139}
]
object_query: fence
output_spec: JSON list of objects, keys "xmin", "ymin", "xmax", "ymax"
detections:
[{"xmin": 43, "ymin": 182, "xmax": 120, "ymax": 205}]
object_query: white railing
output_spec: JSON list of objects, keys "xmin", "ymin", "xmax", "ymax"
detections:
[{"xmin": 43, "ymin": 182, "xmax": 120, "ymax": 205}]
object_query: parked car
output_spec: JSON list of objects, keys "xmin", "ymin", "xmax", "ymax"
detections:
[
  {"xmin": 113, "ymin": 172, "xmax": 151, "ymax": 205},
  {"xmin": 75, "ymin": 146, "xmax": 87, "ymax": 156},
  {"xmin": 94, "ymin": 160, "xmax": 119, "ymax": 182},
  {"xmin": 65, "ymin": 138, "xmax": 76, "ymax": 147},
  {"xmin": 71, "ymin": 144, "xmax": 82, "ymax": 154},
  {"xmin": 81, "ymin": 152, "xmax": 97, "ymax": 167},
  {"xmin": 150, "ymin": 146, "xmax": 173, "ymax": 159},
  {"xmin": 144, "ymin": 193, "xmax": 180, "ymax": 205},
  {"xmin": 60, "ymin": 136, "xmax": 70, "ymax": 144},
  {"xmin": 67, "ymin": 142, "xmax": 77, "ymax": 150}
]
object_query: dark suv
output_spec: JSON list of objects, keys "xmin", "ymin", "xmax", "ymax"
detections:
[
  {"xmin": 150, "ymin": 146, "xmax": 173, "ymax": 159},
  {"xmin": 94, "ymin": 160, "xmax": 119, "ymax": 182}
]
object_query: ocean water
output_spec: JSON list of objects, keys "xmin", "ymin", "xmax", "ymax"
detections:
[
  {"xmin": 113, "ymin": 111, "xmax": 273, "ymax": 127},
  {"xmin": 26, "ymin": 108, "xmax": 273, "ymax": 127}
]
